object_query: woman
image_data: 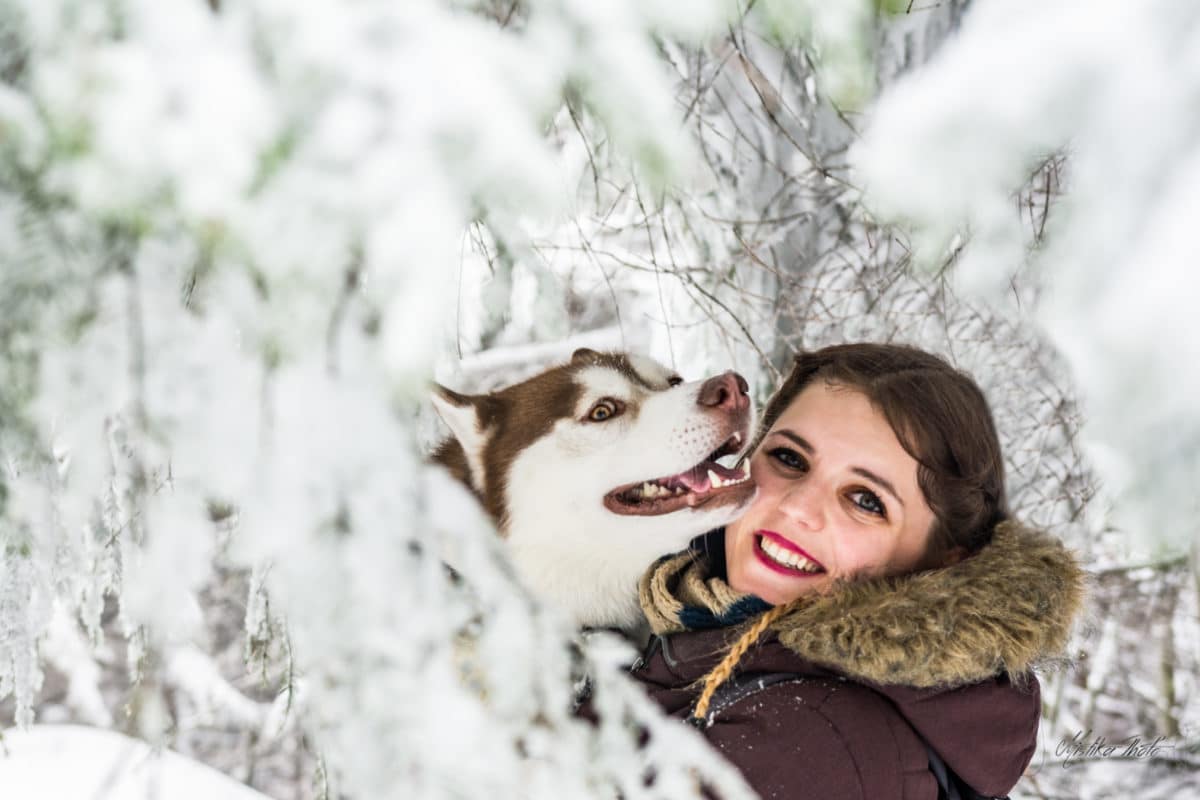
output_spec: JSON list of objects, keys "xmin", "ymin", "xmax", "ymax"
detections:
[{"xmin": 633, "ymin": 343, "xmax": 1084, "ymax": 799}]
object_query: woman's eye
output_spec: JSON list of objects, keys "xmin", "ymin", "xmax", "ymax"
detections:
[
  {"xmin": 768, "ymin": 447, "xmax": 806, "ymax": 471},
  {"xmin": 849, "ymin": 489, "xmax": 887, "ymax": 518},
  {"xmin": 587, "ymin": 399, "xmax": 622, "ymax": 422}
]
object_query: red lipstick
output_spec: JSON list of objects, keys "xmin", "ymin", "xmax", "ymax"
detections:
[{"xmin": 753, "ymin": 530, "xmax": 826, "ymax": 577}]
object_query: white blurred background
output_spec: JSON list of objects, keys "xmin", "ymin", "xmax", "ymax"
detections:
[{"xmin": 0, "ymin": 1, "xmax": 1196, "ymax": 797}]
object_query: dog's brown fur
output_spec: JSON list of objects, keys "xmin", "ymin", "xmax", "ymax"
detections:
[{"xmin": 431, "ymin": 349, "xmax": 667, "ymax": 533}]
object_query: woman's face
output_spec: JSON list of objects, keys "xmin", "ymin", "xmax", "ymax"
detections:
[{"xmin": 725, "ymin": 380, "xmax": 938, "ymax": 605}]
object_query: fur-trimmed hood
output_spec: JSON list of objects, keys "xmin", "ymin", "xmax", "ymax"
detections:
[
  {"xmin": 640, "ymin": 520, "xmax": 1086, "ymax": 688},
  {"xmin": 634, "ymin": 521, "xmax": 1084, "ymax": 797}
]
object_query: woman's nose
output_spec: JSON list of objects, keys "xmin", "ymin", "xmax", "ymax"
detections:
[{"xmin": 778, "ymin": 480, "xmax": 825, "ymax": 531}]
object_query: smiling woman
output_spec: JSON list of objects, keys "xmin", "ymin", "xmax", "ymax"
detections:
[{"xmin": 632, "ymin": 343, "xmax": 1085, "ymax": 800}]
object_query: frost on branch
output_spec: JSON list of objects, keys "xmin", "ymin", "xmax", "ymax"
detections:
[
  {"xmin": 852, "ymin": 0, "xmax": 1200, "ymax": 556},
  {"xmin": 6, "ymin": 0, "xmax": 1189, "ymax": 797},
  {"xmin": 0, "ymin": 0, "xmax": 825, "ymax": 797},
  {"xmin": 0, "ymin": 545, "xmax": 49, "ymax": 728}
]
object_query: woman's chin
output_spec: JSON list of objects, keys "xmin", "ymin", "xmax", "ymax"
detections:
[{"xmin": 734, "ymin": 561, "xmax": 826, "ymax": 605}]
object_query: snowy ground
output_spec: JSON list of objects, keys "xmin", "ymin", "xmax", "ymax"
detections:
[
  {"xmin": 0, "ymin": 725, "xmax": 271, "ymax": 800},
  {"xmin": 3, "ymin": 724, "xmax": 1195, "ymax": 800},
  {"xmin": 1016, "ymin": 757, "xmax": 1200, "ymax": 800}
]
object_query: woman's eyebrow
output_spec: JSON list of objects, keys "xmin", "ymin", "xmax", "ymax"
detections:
[
  {"xmin": 850, "ymin": 467, "xmax": 904, "ymax": 509},
  {"xmin": 773, "ymin": 429, "xmax": 814, "ymax": 453},
  {"xmin": 773, "ymin": 429, "xmax": 905, "ymax": 508}
]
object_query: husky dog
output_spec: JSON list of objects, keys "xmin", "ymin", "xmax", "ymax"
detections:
[{"xmin": 431, "ymin": 348, "xmax": 756, "ymax": 632}]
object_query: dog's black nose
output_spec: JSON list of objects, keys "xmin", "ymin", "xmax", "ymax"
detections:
[{"xmin": 698, "ymin": 371, "xmax": 749, "ymax": 412}]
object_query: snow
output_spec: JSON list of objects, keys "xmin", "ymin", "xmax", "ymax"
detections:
[
  {"xmin": 2, "ymin": 0, "xmax": 1197, "ymax": 798},
  {"xmin": 0, "ymin": 725, "xmax": 272, "ymax": 800},
  {"xmin": 852, "ymin": 0, "xmax": 1200, "ymax": 555},
  {"xmin": 754, "ymin": 0, "xmax": 877, "ymax": 106},
  {"xmin": 0, "ymin": 0, "xmax": 792, "ymax": 794}
]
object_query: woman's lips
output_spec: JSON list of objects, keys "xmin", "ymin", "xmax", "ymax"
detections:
[{"xmin": 753, "ymin": 530, "xmax": 826, "ymax": 578}]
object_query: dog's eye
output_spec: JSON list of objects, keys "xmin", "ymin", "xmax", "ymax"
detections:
[
  {"xmin": 667, "ymin": 376, "xmax": 684, "ymax": 387},
  {"xmin": 587, "ymin": 398, "xmax": 623, "ymax": 422}
]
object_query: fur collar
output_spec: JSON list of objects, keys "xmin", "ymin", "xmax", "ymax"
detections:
[{"xmin": 639, "ymin": 521, "xmax": 1086, "ymax": 688}]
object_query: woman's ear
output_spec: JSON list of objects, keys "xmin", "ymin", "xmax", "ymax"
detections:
[
  {"xmin": 939, "ymin": 545, "xmax": 968, "ymax": 567},
  {"xmin": 918, "ymin": 543, "xmax": 968, "ymax": 572}
]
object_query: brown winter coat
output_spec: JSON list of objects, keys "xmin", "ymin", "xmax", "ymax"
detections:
[{"xmin": 633, "ymin": 522, "xmax": 1085, "ymax": 800}]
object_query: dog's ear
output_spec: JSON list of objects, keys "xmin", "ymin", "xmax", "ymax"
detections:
[
  {"xmin": 431, "ymin": 384, "xmax": 491, "ymax": 489},
  {"xmin": 571, "ymin": 347, "xmax": 602, "ymax": 366}
]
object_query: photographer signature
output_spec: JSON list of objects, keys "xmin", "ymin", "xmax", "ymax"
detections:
[{"xmin": 1055, "ymin": 729, "xmax": 1177, "ymax": 768}]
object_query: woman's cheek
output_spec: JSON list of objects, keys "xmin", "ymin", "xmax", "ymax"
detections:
[
  {"xmin": 838, "ymin": 543, "xmax": 888, "ymax": 582},
  {"xmin": 748, "ymin": 454, "xmax": 771, "ymax": 483},
  {"xmin": 747, "ymin": 459, "xmax": 779, "ymax": 505}
]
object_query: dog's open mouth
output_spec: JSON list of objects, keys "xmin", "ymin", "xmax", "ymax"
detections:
[{"xmin": 603, "ymin": 432, "xmax": 755, "ymax": 516}]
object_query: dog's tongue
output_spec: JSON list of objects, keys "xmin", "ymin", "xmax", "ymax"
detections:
[{"xmin": 677, "ymin": 460, "xmax": 744, "ymax": 492}]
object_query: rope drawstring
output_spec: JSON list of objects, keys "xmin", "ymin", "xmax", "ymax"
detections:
[{"xmin": 688, "ymin": 601, "xmax": 795, "ymax": 724}]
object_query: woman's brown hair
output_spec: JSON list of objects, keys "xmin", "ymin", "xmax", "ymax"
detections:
[{"xmin": 691, "ymin": 343, "xmax": 1009, "ymax": 722}]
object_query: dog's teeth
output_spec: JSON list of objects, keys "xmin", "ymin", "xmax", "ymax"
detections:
[
  {"xmin": 675, "ymin": 486, "xmax": 685, "ymax": 495},
  {"xmin": 707, "ymin": 469, "xmax": 723, "ymax": 489}
]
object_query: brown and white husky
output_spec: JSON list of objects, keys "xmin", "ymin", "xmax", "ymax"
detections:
[{"xmin": 431, "ymin": 348, "xmax": 756, "ymax": 632}]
